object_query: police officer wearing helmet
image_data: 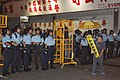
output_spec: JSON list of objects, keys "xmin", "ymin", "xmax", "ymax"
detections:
[
  {"xmin": 44, "ymin": 30, "xmax": 56, "ymax": 70},
  {"xmin": 101, "ymin": 28, "xmax": 108, "ymax": 59},
  {"xmin": 115, "ymin": 30, "xmax": 120, "ymax": 57},
  {"xmin": 107, "ymin": 30, "xmax": 115, "ymax": 58},
  {"xmin": 2, "ymin": 28, "xmax": 14, "ymax": 76},
  {"xmin": 80, "ymin": 31, "xmax": 89, "ymax": 65},
  {"xmin": 23, "ymin": 27, "xmax": 33, "ymax": 71},
  {"xmin": 12, "ymin": 26, "xmax": 23, "ymax": 72},
  {"xmin": 32, "ymin": 27, "xmax": 44, "ymax": 70}
]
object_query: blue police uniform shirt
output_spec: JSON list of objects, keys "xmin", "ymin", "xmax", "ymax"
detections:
[
  {"xmin": 32, "ymin": 35, "xmax": 44, "ymax": 43},
  {"xmin": 93, "ymin": 35, "xmax": 98, "ymax": 42},
  {"xmin": 75, "ymin": 34, "xmax": 82, "ymax": 42},
  {"xmin": 115, "ymin": 34, "xmax": 120, "ymax": 41},
  {"xmin": 12, "ymin": 32, "xmax": 22, "ymax": 46},
  {"xmin": 101, "ymin": 34, "xmax": 108, "ymax": 41},
  {"xmin": 80, "ymin": 38, "xmax": 88, "ymax": 46},
  {"xmin": 45, "ymin": 36, "xmax": 55, "ymax": 46},
  {"xmin": 108, "ymin": 34, "xmax": 115, "ymax": 42},
  {"xmin": 23, "ymin": 34, "xmax": 32, "ymax": 45},
  {"xmin": 2, "ymin": 35, "xmax": 12, "ymax": 48}
]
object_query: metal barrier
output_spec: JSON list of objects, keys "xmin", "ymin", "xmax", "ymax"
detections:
[
  {"xmin": 0, "ymin": 15, "xmax": 7, "ymax": 28},
  {"xmin": 0, "ymin": 15, "xmax": 7, "ymax": 67},
  {"xmin": 54, "ymin": 20, "xmax": 77, "ymax": 68}
]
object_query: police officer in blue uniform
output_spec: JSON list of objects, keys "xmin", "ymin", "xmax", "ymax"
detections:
[
  {"xmin": 44, "ymin": 30, "xmax": 56, "ymax": 69},
  {"xmin": 32, "ymin": 27, "xmax": 44, "ymax": 70},
  {"xmin": 2, "ymin": 28, "xmax": 14, "ymax": 76},
  {"xmin": 75, "ymin": 30, "xmax": 82, "ymax": 59},
  {"xmin": 107, "ymin": 30, "xmax": 115, "ymax": 58},
  {"xmin": 101, "ymin": 28, "xmax": 108, "ymax": 59},
  {"xmin": 80, "ymin": 32, "xmax": 88, "ymax": 65},
  {"xmin": 101, "ymin": 29, "xmax": 108, "ymax": 42},
  {"xmin": 23, "ymin": 27, "xmax": 33, "ymax": 71},
  {"xmin": 40, "ymin": 30, "xmax": 49, "ymax": 70},
  {"xmin": 12, "ymin": 26, "xmax": 23, "ymax": 72},
  {"xmin": 115, "ymin": 30, "xmax": 120, "ymax": 57}
]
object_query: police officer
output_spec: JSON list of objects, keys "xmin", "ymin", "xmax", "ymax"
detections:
[
  {"xmin": 40, "ymin": 30, "xmax": 49, "ymax": 70},
  {"xmin": 80, "ymin": 32, "xmax": 88, "ymax": 65},
  {"xmin": 2, "ymin": 28, "xmax": 14, "ymax": 76},
  {"xmin": 23, "ymin": 27, "xmax": 33, "ymax": 71},
  {"xmin": 75, "ymin": 30, "xmax": 82, "ymax": 59},
  {"xmin": 44, "ymin": 30, "xmax": 56, "ymax": 69},
  {"xmin": 32, "ymin": 27, "xmax": 44, "ymax": 70},
  {"xmin": 101, "ymin": 28, "xmax": 108, "ymax": 59},
  {"xmin": 12, "ymin": 26, "xmax": 23, "ymax": 72},
  {"xmin": 107, "ymin": 30, "xmax": 115, "ymax": 58},
  {"xmin": 115, "ymin": 30, "xmax": 120, "ymax": 57}
]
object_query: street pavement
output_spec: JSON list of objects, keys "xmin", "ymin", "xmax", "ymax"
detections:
[{"xmin": 0, "ymin": 57, "xmax": 120, "ymax": 80}]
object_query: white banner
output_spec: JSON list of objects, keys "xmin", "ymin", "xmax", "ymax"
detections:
[{"xmin": 3, "ymin": 0, "xmax": 120, "ymax": 17}]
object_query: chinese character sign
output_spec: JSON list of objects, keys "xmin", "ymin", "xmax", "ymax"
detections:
[
  {"xmin": 72, "ymin": 0, "xmax": 108, "ymax": 6},
  {"xmin": 27, "ymin": 0, "xmax": 60, "ymax": 13},
  {"xmin": 3, "ymin": 0, "xmax": 120, "ymax": 17}
]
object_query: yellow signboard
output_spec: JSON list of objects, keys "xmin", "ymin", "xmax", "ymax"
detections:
[{"xmin": 86, "ymin": 35, "xmax": 99, "ymax": 58}]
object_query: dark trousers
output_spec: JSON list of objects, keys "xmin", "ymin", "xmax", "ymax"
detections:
[
  {"xmin": 3, "ymin": 48, "xmax": 12, "ymax": 74},
  {"xmin": 87, "ymin": 46, "xmax": 93, "ymax": 64},
  {"xmin": 103, "ymin": 41, "xmax": 108, "ymax": 59},
  {"xmin": 41, "ymin": 49, "xmax": 48, "ymax": 69},
  {"xmin": 26, "ymin": 45, "xmax": 32, "ymax": 65},
  {"xmin": 11, "ymin": 47, "xmax": 15, "ymax": 72},
  {"xmin": 73, "ymin": 47, "xmax": 77, "ymax": 61},
  {"xmin": 33, "ymin": 45, "xmax": 42, "ymax": 68},
  {"xmin": 108, "ymin": 42, "xmax": 114, "ymax": 58},
  {"xmin": 80, "ymin": 46, "xmax": 88, "ymax": 64},
  {"xmin": 76, "ymin": 45, "xmax": 81, "ymax": 57},
  {"xmin": 47, "ymin": 46, "xmax": 55, "ymax": 67},
  {"xmin": 23, "ymin": 53, "xmax": 29, "ymax": 66},
  {"xmin": 116, "ymin": 41, "xmax": 120, "ymax": 56},
  {"xmin": 23, "ymin": 45, "xmax": 31, "ymax": 66},
  {"xmin": 14, "ymin": 45, "xmax": 21, "ymax": 71}
]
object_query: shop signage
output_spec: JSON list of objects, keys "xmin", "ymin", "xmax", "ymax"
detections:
[{"xmin": 3, "ymin": 0, "xmax": 120, "ymax": 17}]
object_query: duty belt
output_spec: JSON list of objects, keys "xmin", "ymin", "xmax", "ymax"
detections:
[{"xmin": 47, "ymin": 45, "xmax": 54, "ymax": 47}]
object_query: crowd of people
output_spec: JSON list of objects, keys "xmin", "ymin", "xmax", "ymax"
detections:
[
  {"xmin": 73, "ymin": 28, "xmax": 120, "ymax": 76},
  {"xmin": 1, "ymin": 25, "xmax": 120, "ymax": 76},
  {"xmin": 2, "ymin": 26, "xmax": 56, "ymax": 76},
  {"xmin": 74, "ymin": 28, "xmax": 120, "ymax": 62}
]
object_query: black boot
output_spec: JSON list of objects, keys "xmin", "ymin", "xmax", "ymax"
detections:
[
  {"xmin": 27, "ymin": 66, "xmax": 32, "ymax": 71},
  {"xmin": 24, "ymin": 66, "xmax": 29, "ymax": 72},
  {"xmin": 11, "ymin": 66, "xmax": 15, "ymax": 74},
  {"xmin": 41, "ymin": 68, "xmax": 47, "ymax": 71},
  {"xmin": 35, "ymin": 66, "xmax": 39, "ymax": 70}
]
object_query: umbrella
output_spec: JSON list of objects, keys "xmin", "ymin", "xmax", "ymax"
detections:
[{"xmin": 78, "ymin": 21, "xmax": 101, "ymax": 29}]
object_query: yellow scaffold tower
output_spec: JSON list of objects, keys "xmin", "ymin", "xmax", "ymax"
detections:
[
  {"xmin": 54, "ymin": 20, "xmax": 77, "ymax": 68},
  {"xmin": 0, "ymin": 15, "xmax": 7, "ymax": 67}
]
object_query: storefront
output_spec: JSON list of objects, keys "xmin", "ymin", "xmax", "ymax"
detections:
[{"xmin": 2, "ymin": 0, "xmax": 120, "ymax": 32}]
